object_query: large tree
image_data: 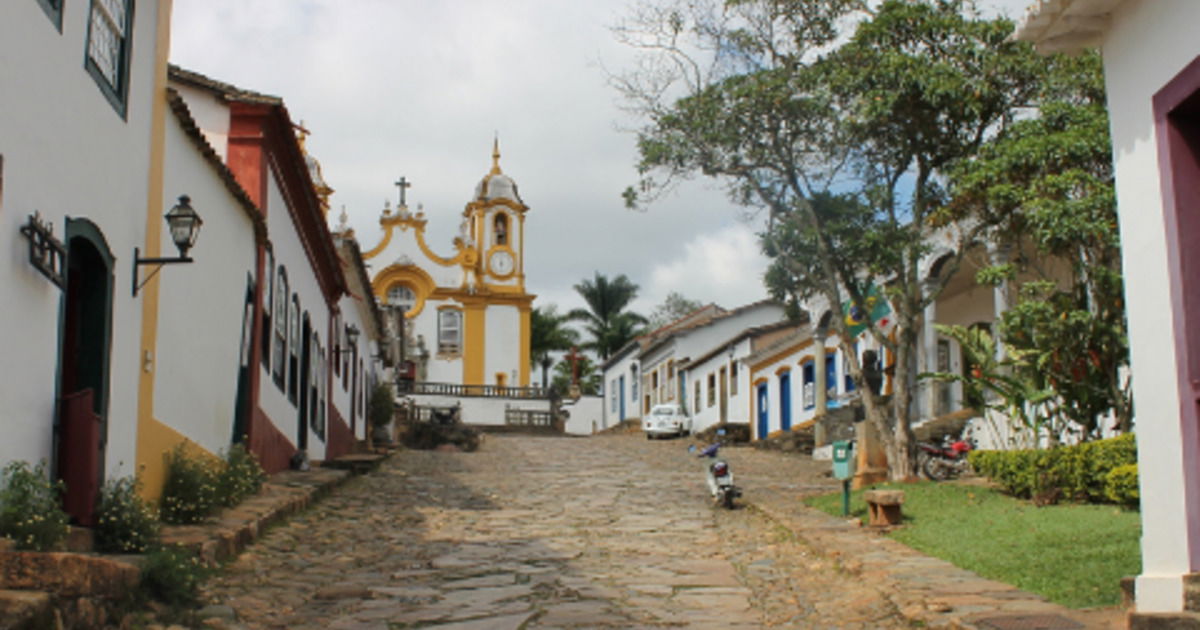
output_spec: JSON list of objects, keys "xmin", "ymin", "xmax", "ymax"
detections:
[
  {"xmin": 530, "ymin": 305, "xmax": 580, "ymax": 390},
  {"xmin": 567, "ymin": 273, "xmax": 648, "ymax": 361},
  {"xmin": 944, "ymin": 51, "xmax": 1129, "ymax": 441},
  {"xmin": 616, "ymin": 0, "xmax": 1052, "ymax": 478}
]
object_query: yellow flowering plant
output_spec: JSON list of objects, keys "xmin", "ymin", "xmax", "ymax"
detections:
[
  {"xmin": 95, "ymin": 475, "xmax": 160, "ymax": 553},
  {"xmin": 0, "ymin": 460, "xmax": 69, "ymax": 551}
]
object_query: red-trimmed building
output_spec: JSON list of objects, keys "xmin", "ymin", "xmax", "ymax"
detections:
[{"xmin": 167, "ymin": 66, "xmax": 373, "ymax": 473}]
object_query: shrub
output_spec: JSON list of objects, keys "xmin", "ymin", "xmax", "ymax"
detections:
[
  {"xmin": 969, "ymin": 433, "xmax": 1138, "ymax": 506},
  {"xmin": 159, "ymin": 446, "xmax": 220, "ymax": 525},
  {"xmin": 1105, "ymin": 463, "xmax": 1140, "ymax": 509},
  {"xmin": 95, "ymin": 476, "xmax": 160, "ymax": 553},
  {"xmin": 0, "ymin": 460, "xmax": 69, "ymax": 551},
  {"xmin": 368, "ymin": 382, "xmax": 395, "ymax": 428},
  {"xmin": 139, "ymin": 545, "xmax": 212, "ymax": 607},
  {"xmin": 215, "ymin": 443, "xmax": 265, "ymax": 507}
]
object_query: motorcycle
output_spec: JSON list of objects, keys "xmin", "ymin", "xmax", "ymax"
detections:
[
  {"xmin": 690, "ymin": 442, "xmax": 742, "ymax": 509},
  {"xmin": 917, "ymin": 434, "xmax": 975, "ymax": 481}
]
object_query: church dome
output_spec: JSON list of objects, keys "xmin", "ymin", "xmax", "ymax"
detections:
[{"xmin": 473, "ymin": 139, "xmax": 524, "ymax": 205}]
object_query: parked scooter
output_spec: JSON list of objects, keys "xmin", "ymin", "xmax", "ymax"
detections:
[
  {"xmin": 690, "ymin": 441, "xmax": 742, "ymax": 509},
  {"xmin": 917, "ymin": 434, "xmax": 975, "ymax": 481}
]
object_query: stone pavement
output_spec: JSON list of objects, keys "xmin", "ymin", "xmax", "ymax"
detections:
[
  {"xmin": 716, "ymin": 439, "xmax": 1127, "ymax": 630},
  {"xmin": 196, "ymin": 434, "xmax": 1124, "ymax": 629}
]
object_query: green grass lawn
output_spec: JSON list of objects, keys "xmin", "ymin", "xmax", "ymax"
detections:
[{"xmin": 804, "ymin": 481, "xmax": 1140, "ymax": 609}]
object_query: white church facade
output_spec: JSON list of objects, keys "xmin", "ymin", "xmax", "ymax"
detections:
[{"xmin": 361, "ymin": 143, "xmax": 534, "ymax": 389}]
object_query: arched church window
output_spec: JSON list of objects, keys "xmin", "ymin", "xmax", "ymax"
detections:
[
  {"xmin": 388, "ymin": 284, "xmax": 416, "ymax": 314},
  {"xmin": 494, "ymin": 213, "xmax": 508, "ymax": 246}
]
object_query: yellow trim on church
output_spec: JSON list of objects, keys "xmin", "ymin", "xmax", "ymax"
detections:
[
  {"xmin": 372, "ymin": 264, "xmax": 437, "ymax": 318},
  {"xmin": 519, "ymin": 305, "xmax": 531, "ymax": 386},
  {"xmin": 463, "ymin": 303, "xmax": 487, "ymax": 385},
  {"xmin": 363, "ymin": 209, "xmax": 469, "ymax": 268}
]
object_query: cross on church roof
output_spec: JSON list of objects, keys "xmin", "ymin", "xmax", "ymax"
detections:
[{"xmin": 394, "ymin": 176, "xmax": 412, "ymax": 207}]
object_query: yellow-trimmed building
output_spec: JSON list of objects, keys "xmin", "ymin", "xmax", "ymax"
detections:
[{"xmin": 363, "ymin": 142, "xmax": 534, "ymax": 387}]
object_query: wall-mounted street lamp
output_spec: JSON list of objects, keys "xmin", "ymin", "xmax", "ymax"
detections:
[
  {"xmin": 133, "ymin": 195, "xmax": 202, "ymax": 297},
  {"xmin": 336, "ymin": 324, "xmax": 361, "ymax": 354}
]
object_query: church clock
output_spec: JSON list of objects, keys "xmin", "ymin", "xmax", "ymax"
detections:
[{"xmin": 489, "ymin": 249, "xmax": 515, "ymax": 277}]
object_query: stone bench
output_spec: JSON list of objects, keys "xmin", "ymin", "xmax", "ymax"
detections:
[{"xmin": 863, "ymin": 489, "xmax": 905, "ymax": 527}]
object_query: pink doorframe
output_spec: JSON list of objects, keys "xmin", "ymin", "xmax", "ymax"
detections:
[{"xmin": 1153, "ymin": 53, "xmax": 1200, "ymax": 572}]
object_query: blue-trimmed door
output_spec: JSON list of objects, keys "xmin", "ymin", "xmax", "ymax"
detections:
[
  {"xmin": 780, "ymin": 372, "xmax": 792, "ymax": 432},
  {"xmin": 618, "ymin": 375, "xmax": 626, "ymax": 420},
  {"xmin": 756, "ymin": 383, "xmax": 769, "ymax": 440}
]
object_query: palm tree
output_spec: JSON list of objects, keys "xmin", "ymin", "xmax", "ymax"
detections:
[
  {"xmin": 530, "ymin": 305, "xmax": 579, "ymax": 389},
  {"xmin": 567, "ymin": 272, "xmax": 648, "ymax": 361}
]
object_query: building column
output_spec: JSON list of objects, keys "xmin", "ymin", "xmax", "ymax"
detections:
[
  {"xmin": 814, "ymin": 339, "xmax": 828, "ymax": 414},
  {"xmin": 923, "ymin": 279, "xmax": 939, "ymax": 419},
  {"xmin": 988, "ymin": 243, "xmax": 1012, "ymax": 362}
]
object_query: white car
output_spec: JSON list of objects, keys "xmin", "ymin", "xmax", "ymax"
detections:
[{"xmin": 643, "ymin": 404, "xmax": 692, "ymax": 439}]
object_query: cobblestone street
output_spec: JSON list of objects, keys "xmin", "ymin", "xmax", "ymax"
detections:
[{"xmin": 201, "ymin": 434, "xmax": 908, "ymax": 629}]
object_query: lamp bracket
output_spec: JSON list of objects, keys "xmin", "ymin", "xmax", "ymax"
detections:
[{"xmin": 132, "ymin": 247, "xmax": 193, "ymax": 297}]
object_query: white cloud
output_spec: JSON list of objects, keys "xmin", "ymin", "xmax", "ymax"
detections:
[
  {"xmin": 639, "ymin": 223, "xmax": 771, "ymax": 313},
  {"xmin": 167, "ymin": 0, "xmax": 1023, "ymax": 332}
]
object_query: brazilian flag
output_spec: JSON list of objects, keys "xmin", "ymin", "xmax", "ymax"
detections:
[{"xmin": 842, "ymin": 285, "xmax": 891, "ymax": 337}]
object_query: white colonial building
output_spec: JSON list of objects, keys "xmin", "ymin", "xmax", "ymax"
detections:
[
  {"xmin": 1015, "ymin": 0, "xmax": 1200, "ymax": 619},
  {"xmin": 601, "ymin": 301, "xmax": 787, "ymax": 432},
  {"xmin": 1, "ymin": 0, "xmax": 171, "ymax": 523}
]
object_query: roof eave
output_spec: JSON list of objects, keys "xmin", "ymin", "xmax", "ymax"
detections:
[{"xmin": 1011, "ymin": 0, "xmax": 1126, "ymax": 54}]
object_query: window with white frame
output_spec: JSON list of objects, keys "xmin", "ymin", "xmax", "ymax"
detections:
[
  {"xmin": 333, "ymin": 314, "xmax": 341, "ymax": 378},
  {"xmin": 272, "ymin": 268, "xmax": 287, "ymax": 388},
  {"xmin": 317, "ymin": 343, "xmax": 326, "ymax": 439},
  {"xmin": 694, "ymin": 381, "xmax": 701, "ymax": 414},
  {"xmin": 438, "ymin": 309, "xmax": 462, "ymax": 354},
  {"xmin": 289, "ymin": 296, "xmax": 300, "ymax": 403},
  {"xmin": 729, "ymin": 361, "xmax": 738, "ymax": 396},
  {"xmin": 309, "ymin": 332, "xmax": 320, "ymax": 435},
  {"xmin": 667, "ymin": 360, "xmax": 676, "ymax": 400},
  {"xmin": 802, "ymin": 361, "xmax": 816, "ymax": 409},
  {"xmin": 86, "ymin": 0, "xmax": 134, "ymax": 116},
  {"xmin": 262, "ymin": 251, "xmax": 274, "ymax": 368}
]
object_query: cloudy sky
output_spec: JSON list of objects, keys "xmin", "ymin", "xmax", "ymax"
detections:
[{"xmin": 169, "ymin": 0, "xmax": 1033, "ymax": 319}]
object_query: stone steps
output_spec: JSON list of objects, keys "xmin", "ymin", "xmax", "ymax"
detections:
[
  {"xmin": 160, "ymin": 466, "xmax": 350, "ymax": 564},
  {"xmin": 0, "ymin": 590, "xmax": 53, "ymax": 630},
  {"xmin": 0, "ymin": 462, "xmax": 356, "ymax": 628}
]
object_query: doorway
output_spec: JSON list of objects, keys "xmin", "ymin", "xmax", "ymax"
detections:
[
  {"xmin": 719, "ymin": 366, "xmax": 728, "ymax": 424},
  {"xmin": 56, "ymin": 219, "xmax": 114, "ymax": 526},
  {"xmin": 756, "ymin": 383, "xmax": 769, "ymax": 440},
  {"xmin": 779, "ymin": 371, "xmax": 792, "ymax": 432},
  {"xmin": 298, "ymin": 314, "xmax": 311, "ymax": 450}
]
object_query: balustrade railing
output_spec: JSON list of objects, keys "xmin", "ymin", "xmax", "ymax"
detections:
[
  {"xmin": 396, "ymin": 380, "xmax": 552, "ymax": 399},
  {"xmin": 504, "ymin": 408, "xmax": 555, "ymax": 427}
]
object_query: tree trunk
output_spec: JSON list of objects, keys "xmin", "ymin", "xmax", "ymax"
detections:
[{"xmin": 887, "ymin": 332, "xmax": 917, "ymax": 480}]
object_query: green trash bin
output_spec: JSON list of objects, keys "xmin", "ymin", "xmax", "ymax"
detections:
[{"xmin": 832, "ymin": 440, "xmax": 856, "ymax": 480}]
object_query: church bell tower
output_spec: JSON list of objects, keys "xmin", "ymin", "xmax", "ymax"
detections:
[{"xmin": 467, "ymin": 139, "xmax": 528, "ymax": 293}]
